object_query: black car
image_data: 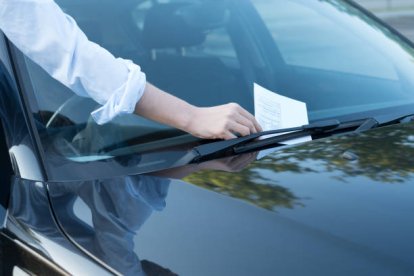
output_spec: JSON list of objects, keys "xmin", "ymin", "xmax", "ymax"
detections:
[{"xmin": 1, "ymin": 0, "xmax": 414, "ymax": 275}]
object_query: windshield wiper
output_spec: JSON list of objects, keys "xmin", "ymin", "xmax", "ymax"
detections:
[
  {"xmin": 189, "ymin": 119, "xmax": 341, "ymax": 162},
  {"xmin": 187, "ymin": 112, "xmax": 414, "ymax": 162}
]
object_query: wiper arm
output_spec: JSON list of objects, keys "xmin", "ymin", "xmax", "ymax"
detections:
[
  {"xmin": 190, "ymin": 119, "xmax": 340, "ymax": 162},
  {"xmin": 354, "ymin": 113, "xmax": 414, "ymax": 132},
  {"xmin": 354, "ymin": 117, "xmax": 379, "ymax": 133},
  {"xmin": 234, "ymin": 113, "xmax": 414, "ymax": 155},
  {"xmin": 186, "ymin": 112, "xmax": 414, "ymax": 163}
]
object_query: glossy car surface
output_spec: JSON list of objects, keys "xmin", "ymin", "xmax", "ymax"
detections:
[{"xmin": 1, "ymin": 0, "xmax": 414, "ymax": 275}]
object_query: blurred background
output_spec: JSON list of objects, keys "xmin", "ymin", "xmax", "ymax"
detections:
[{"xmin": 356, "ymin": 0, "xmax": 414, "ymax": 41}]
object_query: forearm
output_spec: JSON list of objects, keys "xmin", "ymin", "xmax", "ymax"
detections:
[
  {"xmin": 0, "ymin": 0, "xmax": 127, "ymax": 101},
  {"xmin": 0, "ymin": 0, "xmax": 146, "ymax": 125},
  {"xmin": 134, "ymin": 83, "xmax": 195, "ymax": 132},
  {"xmin": 135, "ymin": 83, "xmax": 262, "ymax": 140},
  {"xmin": 0, "ymin": 0, "xmax": 261, "ymax": 137}
]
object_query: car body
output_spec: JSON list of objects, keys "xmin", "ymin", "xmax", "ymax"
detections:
[{"xmin": 1, "ymin": 0, "xmax": 414, "ymax": 275}]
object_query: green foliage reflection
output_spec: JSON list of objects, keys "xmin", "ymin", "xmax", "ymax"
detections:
[{"xmin": 184, "ymin": 123, "xmax": 414, "ymax": 211}]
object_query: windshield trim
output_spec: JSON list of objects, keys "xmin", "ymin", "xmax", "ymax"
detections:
[{"xmin": 7, "ymin": 41, "xmax": 49, "ymax": 181}]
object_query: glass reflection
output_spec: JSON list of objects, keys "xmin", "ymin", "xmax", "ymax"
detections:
[
  {"xmin": 24, "ymin": 0, "xmax": 414, "ymax": 167},
  {"xmin": 9, "ymin": 175, "xmax": 179, "ymax": 275},
  {"xmin": 46, "ymin": 153, "xmax": 259, "ymax": 275},
  {"xmin": 185, "ymin": 123, "xmax": 414, "ymax": 211},
  {"xmin": 49, "ymin": 175, "xmax": 175, "ymax": 276}
]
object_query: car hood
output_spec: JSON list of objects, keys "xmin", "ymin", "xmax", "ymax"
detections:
[{"xmin": 45, "ymin": 123, "xmax": 414, "ymax": 275}]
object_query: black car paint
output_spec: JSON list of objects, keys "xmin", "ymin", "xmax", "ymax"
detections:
[
  {"xmin": 43, "ymin": 122, "xmax": 414, "ymax": 276},
  {"xmin": 4, "ymin": 122, "xmax": 414, "ymax": 275},
  {"xmin": 1, "ymin": 2, "xmax": 414, "ymax": 276}
]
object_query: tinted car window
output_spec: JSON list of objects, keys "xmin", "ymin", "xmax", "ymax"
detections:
[
  {"xmin": 14, "ymin": 0, "xmax": 414, "ymax": 177},
  {"xmin": 255, "ymin": 0, "xmax": 397, "ymax": 79}
]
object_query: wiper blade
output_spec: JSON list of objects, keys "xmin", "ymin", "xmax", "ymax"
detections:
[
  {"xmin": 187, "ymin": 112, "xmax": 414, "ymax": 163},
  {"xmin": 190, "ymin": 119, "xmax": 341, "ymax": 161},
  {"xmin": 233, "ymin": 113, "xmax": 414, "ymax": 155}
]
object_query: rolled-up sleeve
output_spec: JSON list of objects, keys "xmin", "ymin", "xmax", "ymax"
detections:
[{"xmin": 0, "ymin": 0, "xmax": 146, "ymax": 124}]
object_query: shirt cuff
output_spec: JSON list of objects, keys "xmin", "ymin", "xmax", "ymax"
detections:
[{"xmin": 91, "ymin": 59, "xmax": 146, "ymax": 125}]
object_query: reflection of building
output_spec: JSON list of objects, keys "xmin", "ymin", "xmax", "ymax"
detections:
[{"xmin": 355, "ymin": 0, "xmax": 414, "ymax": 41}]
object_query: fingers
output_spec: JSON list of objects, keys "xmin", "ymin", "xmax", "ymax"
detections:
[
  {"xmin": 235, "ymin": 113, "xmax": 257, "ymax": 134},
  {"xmin": 239, "ymin": 107, "xmax": 262, "ymax": 132},
  {"xmin": 223, "ymin": 131, "xmax": 238, "ymax": 140},
  {"xmin": 252, "ymin": 118, "xmax": 263, "ymax": 132},
  {"xmin": 187, "ymin": 103, "xmax": 262, "ymax": 140},
  {"xmin": 228, "ymin": 103, "xmax": 263, "ymax": 134},
  {"xmin": 228, "ymin": 121, "xmax": 251, "ymax": 137}
]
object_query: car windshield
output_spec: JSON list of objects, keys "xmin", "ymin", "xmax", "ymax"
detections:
[{"xmin": 17, "ymin": 0, "xmax": 414, "ymax": 177}]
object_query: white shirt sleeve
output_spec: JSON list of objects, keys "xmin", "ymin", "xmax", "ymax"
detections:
[{"xmin": 0, "ymin": 0, "xmax": 147, "ymax": 124}]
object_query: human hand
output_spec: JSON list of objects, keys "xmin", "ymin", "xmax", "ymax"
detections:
[
  {"xmin": 135, "ymin": 85, "xmax": 262, "ymax": 140},
  {"xmin": 185, "ymin": 103, "xmax": 262, "ymax": 140}
]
